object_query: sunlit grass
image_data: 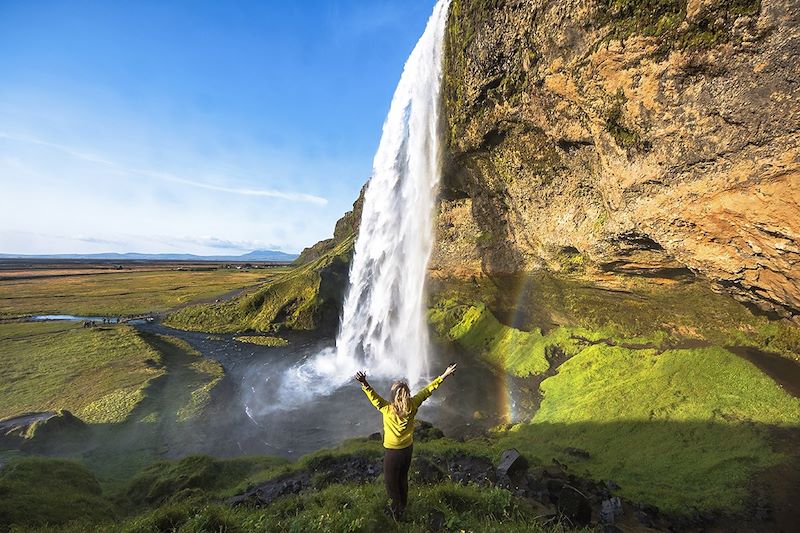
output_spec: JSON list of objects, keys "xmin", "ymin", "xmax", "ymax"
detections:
[
  {"xmin": 0, "ymin": 268, "xmax": 277, "ymax": 318},
  {"xmin": 0, "ymin": 322, "xmax": 163, "ymax": 422},
  {"xmin": 234, "ymin": 335, "xmax": 289, "ymax": 347}
]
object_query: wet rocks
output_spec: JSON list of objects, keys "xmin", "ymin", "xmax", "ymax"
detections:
[
  {"xmin": 413, "ymin": 419, "xmax": 444, "ymax": 442},
  {"xmin": 436, "ymin": 0, "xmax": 800, "ymax": 322},
  {"xmin": 411, "ymin": 456, "xmax": 446, "ymax": 484},
  {"xmin": 229, "ymin": 471, "xmax": 311, "ymax": 507},
  {"xmin": 600, "ymin": 496, "xmax": 623, "ymax": 524},
  {"xmin": 497, "ymin": 448, "xmax": 528, "ymax": 478},
  {"xmin": 229, "ymin": 453, "xmax": 382, "ymax": 507},
  {"xmin": 447, "ymin": 454, "xmax": 496, "ymax": 486}
]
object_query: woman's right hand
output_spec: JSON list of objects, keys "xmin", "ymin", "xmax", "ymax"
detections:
[
  {"xmin": 354, "ymin": 370, "xmax": 368, "ymax": 385},
  {"xmin": 441, "ymin": 363, "xmax": 457, "ymax": 379}
]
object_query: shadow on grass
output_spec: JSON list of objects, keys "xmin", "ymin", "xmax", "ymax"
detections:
[
  {"xmin": 491, "ymin": 419, "xmax": 800, "ymax": 522},
  {"xmin": 1, "ymin": 420, "xmax": 798, "ymax": 531}
]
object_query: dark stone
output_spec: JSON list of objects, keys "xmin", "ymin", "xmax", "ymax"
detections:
[
  {"xmin": 556, "ymin": 485, "xmax": 592, "ymax": 527},
  {"xmin": 604, "ymin": 479, "xmax": 621, "ymax": 491},
  {"xmin": 229, "ymin": 452, "xmax": 381, "ymax": 507},
  {"xmin": 564, "ymin": 446, "xmax": 591, "ymax": 459},
  {"xmin": 546, "ymin": 479, "xmax": 565, "ymax": 504},
  {"xmin": 411, "ymin": 456, "xmax": 445, "ymax": 484},
  {"xmin": 497, "ymin": 448, "xmax": 528, "ymax": 477},
  {"xmin": 601, "ymin": 525, "xmax": 623, "ymax": 533},
  {"xmin": 447, "ymin": 454, "xmax": 496, "ymax": 486},
  {"xmin": 229, "ymin": 471, "xmax": 311, "ymax": 507},
  {"xmin": 600, "ymin": 496, "xmax": 623, "ymax": 524},
  {"xmin": 413, "ymin": 419, "xmax": 445, "ymax": 442},
  {"xmin": 634, "ymin": 503, "xmax": 660, "ymax": 528},
  {"xmin": 427, "ymin": 509, "xmax": 446, "ymax": 531},
  {"xmin": 368, "ymin": 432, "xmax": 381, "ymax": 441}
]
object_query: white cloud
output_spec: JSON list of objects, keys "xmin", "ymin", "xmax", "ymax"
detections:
[{"xmin": 0, "ymin": 131, "xmax": 328, "ymax": 205}]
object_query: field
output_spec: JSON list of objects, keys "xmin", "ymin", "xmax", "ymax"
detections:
[
  {"xmin": 0, "ymin": 259, "xmax": 287, "ymax": 318},
  {"xmin": 0, "ymin": 321, "xmax": 163, "ymax": 423}
]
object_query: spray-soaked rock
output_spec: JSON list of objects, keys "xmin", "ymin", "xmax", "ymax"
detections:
[{"xmin": 497, "ymin": 448, "xmax": 528, "ymax": 477}]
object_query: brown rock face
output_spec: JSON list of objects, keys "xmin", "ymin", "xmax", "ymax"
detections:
[{"xmin": 437, "ymin": 0, "xmax": 800, "ymax": 321}]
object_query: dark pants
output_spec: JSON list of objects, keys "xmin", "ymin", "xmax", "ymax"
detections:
[{"xmin": 383, "ymin": 445, "xmax": 413, "ymax": 517}]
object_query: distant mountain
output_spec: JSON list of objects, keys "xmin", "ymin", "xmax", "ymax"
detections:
[{"xmin": 0, "ymin": 250, "xmax": 298, "ymax": 262}]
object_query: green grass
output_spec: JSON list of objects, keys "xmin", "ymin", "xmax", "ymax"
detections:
[
  {"xmin": 496, "ymin": 343, "xmax": 800, "ymax": 513},
  {"xmin": 124, "ymin": 455, "xmax": 290, "ymax": 508},
  {"xmin": 0, "ymin": 457, "xmax": 115, "ymax": 530},
  {"xmin": 0, "ymin": 268, "xmax": 271, "ymax": 318},
  {"xmin": 234, "ymin": 335, "xmax": 289, "ymax": 347},
  {"xmin": 118, "ymin": 481, "xmax": 562, "ymax": 533},
  {"xmin": 166, "ymin": 236, "xmax": 354, "ymax": 333},
  {"xmin": 0, "ymin": 452, "xmax": 570, "ymax": 533},
  {"xmin": 0, "ymin": 322, "xmax": 163, "ymax": 423},
  {"xmin": 173, "ymin": 338, "xmax": 225, "ymax": 422},
  {"xmin": 76, "ymin": 333, "xmax": 230, "ymax": 491},
  {"xmin": 430, "ymin": 301, "xmax": 560, "ymax": 376}
]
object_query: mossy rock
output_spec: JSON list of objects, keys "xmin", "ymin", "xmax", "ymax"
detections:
[{"xmin": 165, "ymin": 235, "xmax": 355, "ymax": 334}]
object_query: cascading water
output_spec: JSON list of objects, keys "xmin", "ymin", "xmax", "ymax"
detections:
[
  {"xmin": 265, "ymin": 0, "xmax": 451, "ymax": 406},
  {"xmin": 324, "ymin": 0, "xmax": 450, "ymax": 384}
]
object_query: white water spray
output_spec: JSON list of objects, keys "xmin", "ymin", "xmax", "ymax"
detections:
[{"xmin": 280, "ymin": 0, "xmax": 451, "ymax": 400}]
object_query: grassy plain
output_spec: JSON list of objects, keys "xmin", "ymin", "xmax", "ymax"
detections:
[
  {"xmin": 0, "ymin": 322, "xmax": 163, "ymax": 423},
  {"xmin": 0, "ymin": 262, "xmax": 280, "ymax": 318}
]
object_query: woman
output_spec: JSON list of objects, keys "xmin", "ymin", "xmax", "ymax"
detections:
[{"xmin": 354, "ymin": 363, "xmax": 457, "ymax": 519}]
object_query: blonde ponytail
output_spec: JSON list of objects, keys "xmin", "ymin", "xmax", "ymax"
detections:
[{"xmin": 390, "ymin": 381, "xmax": 412, "ymax": 418}]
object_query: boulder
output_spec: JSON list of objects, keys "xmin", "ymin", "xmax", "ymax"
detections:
[
  {"xmin": 411, "ymin": 456, "xmax": 446, "ymax": 484},
  {"xmin": 427, "ymin": 509, "xmax": 446, "ymax": 531},
  {"xmin": 413, "ymin": 420, "xmax": 444, "ymax": 442},
  {"xmin": 497, "ymin": 448, "xmax": 528, "ymax": 477},
  {"xmin": 600, "ymin": 496, "xmax": 623, "ymax": 524},
  {"xmin": 229, "ymin": 471, "xmax": 310, "ymax": 507},
  {"xmin": 557, "ymin": 485, "xmax": 592, "ymax": 527}
]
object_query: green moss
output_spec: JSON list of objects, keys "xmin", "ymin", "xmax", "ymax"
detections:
[
  {"xmin": 598, "ymin": 0, "xmax": 762, "ymax": 53},
  {"xmin": 443, "ymin": 0, "xmax": 535, "ymax": 150},
  {"xmin": 0, "ymin": 457, "xmax": 115, "ymax": 529},
  {"xmin": 604, "ymin": 89, "xmax": 646, "ymax": 150},
  {"xmin": 430, "ymin": 300, "xmax": 578, "ymax": 376},
  {"xmin": 234, "ymin": 335, "xmax": 289, "ymax": 347},
  {"xmin": 496, "ymin": 343, "xmax": 800, "ymax": 513}
]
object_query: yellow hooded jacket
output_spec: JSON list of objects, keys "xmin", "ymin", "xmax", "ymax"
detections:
[{"xmin": 361, "ymin": 376, "xmax": 445, "ymax": 449}]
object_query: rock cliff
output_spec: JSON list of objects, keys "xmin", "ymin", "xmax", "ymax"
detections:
[{"xmin": 435, "ymin": 0, "xmax": 800, "ymax": 322}]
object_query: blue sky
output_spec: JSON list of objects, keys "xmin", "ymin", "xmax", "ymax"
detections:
[{"xmin": 0, "ymin": 0, "xmax": 435, "ymax": 255}]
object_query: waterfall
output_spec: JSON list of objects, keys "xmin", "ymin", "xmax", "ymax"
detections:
[{"xmin": 287, "ymin": 0, "xmax": 450, "ymax": 397}]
